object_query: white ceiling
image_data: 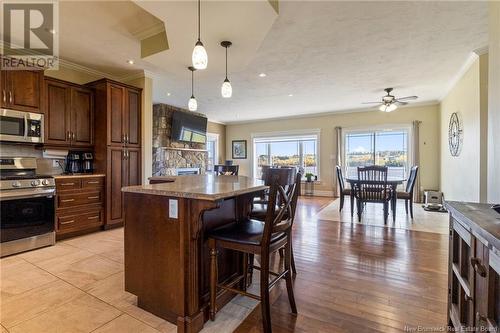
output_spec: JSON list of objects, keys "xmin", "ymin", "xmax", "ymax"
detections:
[{"xmin": 55, "ymin": 1, "xmax": 488, "ymax": 124}]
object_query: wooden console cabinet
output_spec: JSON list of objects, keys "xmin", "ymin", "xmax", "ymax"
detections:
[
  {"xmin": 54, "ymin": 175, "xmax": 105, "ymax": 238},
  {"xmin": 86, "ymin": 79, "xmax": 142, "ymax": 228},
  {"xmin": 446, "ymin": 201, "xmax": 500, "ymax": 331}
]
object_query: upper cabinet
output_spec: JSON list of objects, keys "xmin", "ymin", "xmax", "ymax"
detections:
[
  {"xmin": 44, "ymin": 77, "xmax": 93, "ymax": 147},
  {"xmin": 1, "ymin": 70, "xmax": 43, "ymax": 113}
]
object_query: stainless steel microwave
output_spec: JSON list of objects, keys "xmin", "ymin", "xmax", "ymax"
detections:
[{"xmin": 0, "ymin": 109, "xmax": 44, "ymax": 143}]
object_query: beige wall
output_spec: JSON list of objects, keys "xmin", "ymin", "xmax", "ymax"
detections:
[
  {"xmin": 440, "ymin": 55, "xmax": 488, "ymax": 202},
  {"xmin": 488, "ymin": 2, "xmax": 500, "ymax": 203},
  {"xmin": 207, "ymin": 121, "xmax": 226, "ymax": 164},
  {"xmin": 226, "ymin": 105, "xmax": 440, "ymax": 196}
]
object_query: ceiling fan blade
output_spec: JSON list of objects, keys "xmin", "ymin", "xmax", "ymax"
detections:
[
  {"xmin": 395, "ymin": 101, "xmax": 408, "ymax": 106},
  {"xmin": 362, "ymin": 102, "xmax": 382, "ymax": 104},
  {"xmin": 396, "ymin": 95, "xmax": 418, "ymax": 101}
]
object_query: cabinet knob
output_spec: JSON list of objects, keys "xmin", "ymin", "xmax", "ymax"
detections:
[{"xmin": 470, "ymin": 257, "xmax": 487, "ymax": 277}]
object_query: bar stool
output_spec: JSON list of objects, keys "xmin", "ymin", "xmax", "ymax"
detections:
[{"xmin": 207, "ymin": 168, "xmax": 299, "ymax": 332}]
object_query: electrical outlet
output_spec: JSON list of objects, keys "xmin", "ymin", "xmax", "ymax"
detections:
[
  {"xmin": 169, "ymin": 199, "xmax": 178, "ymax": 219},
  {"xmin": 52, "ymin": 160, "xmax": 59, "ymax": 167}
]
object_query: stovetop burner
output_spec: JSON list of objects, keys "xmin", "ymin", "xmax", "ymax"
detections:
[{"xmin": 0, "ymin": 174, "xmax": 54, "ymax": 180}]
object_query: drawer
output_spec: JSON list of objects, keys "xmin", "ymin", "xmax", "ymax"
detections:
[
  {"xmin": 57, "ymin": 190, "xmax": 103, "ymax": 208},
  {"xmin": 82, "ymin": 177, "xmax": 104, "ymax": 189},
  {"xmin": 57, "ymin": 208, "xmax": 104, "ymax": 232},
  {"xmin": 56, "ymin": 179, "xmax": 82, "ymax": 191}
]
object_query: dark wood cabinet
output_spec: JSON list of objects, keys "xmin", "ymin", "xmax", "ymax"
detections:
[
  {"xmin": 446, "ymin": 202, "xmax": 500, "ymax": 332},
  {"xmin": 87, "ymin": 78, "xmax": 142, "ymax": 228},
  {"xmin": 44, "ymin": 78, "xmax": 93, "ymax": 147},
  {"xmin": 55, "ymin": 176, "xmax": 105, "ymax": 239},
  {"xmin": 1, "ymin": 70, "xmax": 43, "ymax": 112}
]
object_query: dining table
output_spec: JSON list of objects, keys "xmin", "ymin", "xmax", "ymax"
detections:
[{"xmin": 345, "ymin": 176, "xmax": 406, "ymax": 222}]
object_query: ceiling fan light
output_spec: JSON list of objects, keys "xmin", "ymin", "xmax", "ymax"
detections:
[
  {"xmin": 387, "ymin": 104, "xmax": 398, "ymax": 112},
  {"xmin": 378, "ymin": 104, "xmax": 387, "ymax": 112},
  {"xmin": 192, "ymin": 40, "xmax": 208, "ymax": 70},
  {"xmin": 188, "ymin": 95, "xmax": 198, "ymax": 111}
]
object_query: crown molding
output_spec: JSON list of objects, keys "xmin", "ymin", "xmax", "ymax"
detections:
[
  {"xmin": 438, "ymin": 51, "xmax": 480, "ymax": 102},
  {"xmin": 473, "ymin": 46, "xmax": 489, "ymax": 56},
  {"xmin": 57, "ymin": 58, "xmax": 120, "ymax": 80},
  {"xmin": 131, "ymin": 21, "xmax": 165, "ymax": 40}
]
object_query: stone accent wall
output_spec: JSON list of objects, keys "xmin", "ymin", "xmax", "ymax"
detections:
[{"xmin": 152, "ymin": 104, "xmax": 207, "ymax": 176}]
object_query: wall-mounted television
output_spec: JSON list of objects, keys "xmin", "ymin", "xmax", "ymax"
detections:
[{"xmin": 171, "ymin": 111, "xmax": 207, "ymax": 144}]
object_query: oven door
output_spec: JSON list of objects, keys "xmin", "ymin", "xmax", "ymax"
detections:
[
  {"xmin": 0, "ymin": 109, "xmax": 43, "ymax": 143},
  {"xmin": 0, "ymin": 189, "xmax": 55, "ymax": 242}
]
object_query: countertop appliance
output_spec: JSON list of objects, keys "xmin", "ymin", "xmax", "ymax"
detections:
[
  {"xmin": 0, "ymin": 157, "xmax": 56, "ymax": 257},
  {"xmin": 82, "ymin": 152, "xmax": 94, "ymax": 173},
  {"xmin": 65, "ymin": 152, "xmax": 82, "ymax": 174},
  {"xmin": 0, "ymin": 109, "xmax": 44, "ymax": 143}
]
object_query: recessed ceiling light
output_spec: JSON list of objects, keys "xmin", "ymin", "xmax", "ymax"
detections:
[
  {"xmin": 258, "ymin": 73, "xmax": 266, "ymax": 77},
  {"xmin": 48, "ymin": 28, "xmax": 56, "ymax": 34},
  {"xmin": 288, "ymin": 94, "xmax": 293, "ymax": 97},
  {"xmin": 127, "ymin": 59, "xmax": 134, "ymax": 65},
  {"xmin": 167, "ymin": 92, "xmax": 171, "ymax": 96}
]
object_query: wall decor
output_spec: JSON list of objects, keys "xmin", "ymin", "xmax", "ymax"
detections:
[
  {"xmin": 232, "ymin": 140, "xmax": 247, "ymax": 159},
  {"xmin": 448, "ymin": 112, "xmax": 463, "ymax": 157}
]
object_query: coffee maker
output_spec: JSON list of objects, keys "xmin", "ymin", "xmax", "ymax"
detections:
[
  {"xmin": 82, "ymin": 153, "xmax": 94, "ymax": 173},
  {"xmin": 65, "ymin": 152, "xmax": 82, "ymax": 174}
]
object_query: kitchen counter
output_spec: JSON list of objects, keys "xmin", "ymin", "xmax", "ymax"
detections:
[
  {"xmin": 52, "ymin": 173, "xmax": 106, "ymax": 179},
  {"xmin": 123, "ymin": 174, "xmax": 266, "ymax": 332},
  {"xmin": 123, "ymin": 174, "xmax": 267, "ymax": 201}
]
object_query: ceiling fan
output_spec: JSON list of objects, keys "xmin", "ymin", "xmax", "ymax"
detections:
[{"xmin": 363, "ymin": 88, "xmax": 418, "ymax": 112}]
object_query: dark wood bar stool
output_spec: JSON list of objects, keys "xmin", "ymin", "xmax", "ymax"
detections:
[
  {"xmin": 214, "ymin": 164, "xmax": 239, "ymax": 175},
  {"xmin": 207, "ymin": 168, "xmax": 299, "ymax": 332}
]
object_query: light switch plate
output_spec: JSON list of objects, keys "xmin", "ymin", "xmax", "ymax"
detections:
[{"xmin": 169, "ymin": 199, "xmax": 178, "ymax": 219}]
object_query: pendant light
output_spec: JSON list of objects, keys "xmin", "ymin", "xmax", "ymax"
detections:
[
  {"xmin": 192, "ymin": 0, "xmax": 208, "ymax": 70},
  {"xmin": 220, "ymin": 41, "xmax": 232, "ymax": 98},
  {"xmin": 188, "ymin": 66, "xmax": 198, "ymax": 111}
]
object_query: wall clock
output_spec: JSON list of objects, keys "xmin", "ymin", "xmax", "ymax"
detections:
[{"xmin": 448, "ymin": 112, "xmax": 463, "ymax": 157}]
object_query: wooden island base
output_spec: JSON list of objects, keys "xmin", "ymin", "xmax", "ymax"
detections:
[{"xmin": 123, "ymin": 175, "xmax": 266, "ymax": 333}]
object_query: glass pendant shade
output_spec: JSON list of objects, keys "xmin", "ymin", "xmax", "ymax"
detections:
[
  {"xmin": 221, "ymin": 79, "xmax": 232, "ymax": 98},
  {"xmin": 192, "ymin": 41, "xmax": 208, "ymax": 70},
  {"xmin": 188, "ymin": 96, "xmax": 198, "ymax": 111},
  {"xmin": 379, "ymin": 103, "xmax": 398, "ymax": 112}
]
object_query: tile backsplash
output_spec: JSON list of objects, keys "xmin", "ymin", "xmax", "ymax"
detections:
[{"xmin": 0, "ymin": 143, "xmax": 66, "ymax": 175}]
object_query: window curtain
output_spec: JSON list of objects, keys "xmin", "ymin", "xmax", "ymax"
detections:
[
  {"xmin": 335, "ymin": 126, "xmax": 342, "ymax": 197},
  {"xmin": 412, "ymin": 121, "xmax": 422, "ymax": 203}
]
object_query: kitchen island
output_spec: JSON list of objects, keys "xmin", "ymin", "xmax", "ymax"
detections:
[{"xmin": 122, "ymin": 175, "xmax": 267, "ymax": 333}]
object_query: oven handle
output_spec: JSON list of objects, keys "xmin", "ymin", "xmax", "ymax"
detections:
[
  {"xmin": 24, "ymin": 113, "xmax": 28, "ymax": 140},
  {"xmin": 0, "ymin": 188, "xmax": 56, "ymax": 201}
]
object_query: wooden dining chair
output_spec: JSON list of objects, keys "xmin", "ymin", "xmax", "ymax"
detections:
[
  {"xmin": 207, "ymin": 168, "xmax": 299, "ymax": 333},
  {"xmin": 214, "ymin": 164, "xmax": 239, "ymax": 175},
  {"xmin": 355, "ymin": 165, "xmax": 391, "ymax": 224},
  {"xmin": 336, "ymin": 166, "xmax": 352, "ymax": 211},
  {"xmin": 397, "ymin": 166, "xmax": 419, "ymax": 218}
]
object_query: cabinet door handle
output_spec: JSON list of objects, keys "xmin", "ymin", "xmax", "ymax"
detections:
[
  {"xmin": 2, "ymin": 90, "xmax": 5, "ymax": 103},
  {"xmin": 61, "ymin": 198, "xmax": 75, "ymax": 203},
  {"xmin": 9, "ymin": 91, "xmax": 12, "ymax": 103},
  {"xmin": 471, "ymin": 257, "xmax": 487, "ymax": 277},
  {"xmin": 122, "ymin": 134, "xmax": 126, "ymax": 143},
  {"xmin": 87, "ymin": 181, "xmax": 99, "ymax": 184},
  {"xmin": 60, "ymin": 182, "xmax": 75, "ymax": 186},
  {"xmin": 126, "ymin": 134, "xmax": 129, "ymax": 143},
  {"xmin": 72, "ymin": 132, "xmax": 76, "ymax": 140},
  {"xmin": 67, "ymin": 131, "xmax": 71, "ymax": 141},
  {"xmin": 87, "ymin": 196, "xmax": 99, "ymax": 199},
  {"xmin": 87, "ymin": 215, "xmax": 100, "ymax": 220}
]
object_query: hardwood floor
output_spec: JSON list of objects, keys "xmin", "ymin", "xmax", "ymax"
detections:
[{"xmin": 235, "ymin": 197, "xmax": 449, "ymax": 333}]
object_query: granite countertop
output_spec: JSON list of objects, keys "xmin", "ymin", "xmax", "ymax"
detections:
[
  {"xmin": 122, "ymin": 174, "xmax": 267, "ymax": 201},
  {"xmin": 445, "ymin": 201, "xmax": 500, "ymax": 250},
  {"xmin": 52, "ymin": 173, "xmax": 106, "ymax": 179}
]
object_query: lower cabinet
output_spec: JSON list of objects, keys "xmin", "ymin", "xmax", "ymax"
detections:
[
  {"xmin": 55, "ymin": 176, "xmax": 105, "ymax": 238},
  {"xmin": 106, "ymin": 147, "xmax": 141, "ymax": 228}
]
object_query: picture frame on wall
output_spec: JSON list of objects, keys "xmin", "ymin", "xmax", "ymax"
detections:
[{"xmin": 232, "ymin": 140, "xmax": 247, "ymax": 159}]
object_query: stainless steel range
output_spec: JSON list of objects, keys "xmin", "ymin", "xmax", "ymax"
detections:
[{"xmin": 0, "ymin": 157, "xmax": 56, "ymax": 257}]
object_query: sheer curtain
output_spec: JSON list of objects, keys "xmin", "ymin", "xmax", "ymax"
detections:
[
  {"xmin": 412, "ymin": 120, "xmax": 422, "ymax": 203},
  {"xmin": 335, "ymin": 126, "xmax": 342, "ymax": 197}
]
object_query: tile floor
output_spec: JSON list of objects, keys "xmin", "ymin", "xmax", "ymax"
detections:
[
  {"xmin": 315, "ymin": 197, "xmax": 449, "ymax": 234},
  {"xmin": 0, "ymin": 228, "xmax": 259, "ymax": 333}
]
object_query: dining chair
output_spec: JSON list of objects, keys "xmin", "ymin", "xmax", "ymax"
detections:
[
  {"xmin": 207, "ymin": 167, "xmax": 299, "ymax": 333},
  {"xmin": 355, "ymin": 165, "xmax": 391, "ymax": 224},
  {"xmin": 214, "ymin": 164, "xmax": 239, "ymax": 175},
  {"xmin": 336, "ymin": 166, "xmax": 352, "ymax": 211},
  {"xmin": 397, "ymin": 166, "xmax": 419, "ymax": 218},
  {"xmin": 250, "ymin": 167, "xmax": 300, "ymax": 275}
]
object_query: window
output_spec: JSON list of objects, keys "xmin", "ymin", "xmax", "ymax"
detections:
[
  {"xmin": 206, "ymin": 133, "xmax": 219, "ymax": 171},
  {"xmin": 344, "ymin": 128, "xmax": 410, "ymax": 179},
  {"xmin": 253, "ymin": 131, "xmax": 319, "ymax": 179}
]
